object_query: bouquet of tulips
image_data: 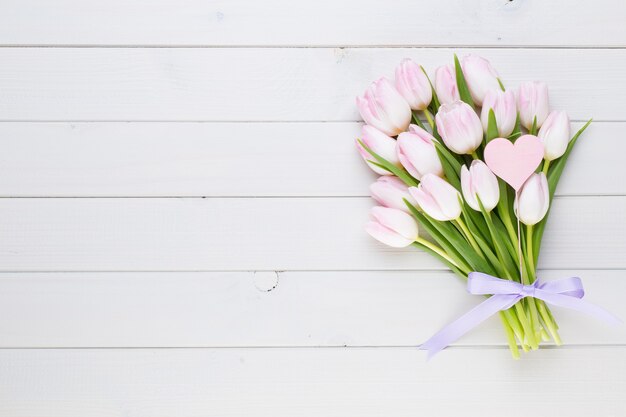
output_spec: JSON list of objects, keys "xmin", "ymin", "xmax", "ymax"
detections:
[{"xmin": 355, "ymin": 54, "xmax": 597, "ymax": 358}]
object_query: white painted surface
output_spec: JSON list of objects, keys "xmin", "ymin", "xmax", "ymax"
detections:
[{"xmin": 0, "ymin": 1, "xmax": 624, "ymax": 415}]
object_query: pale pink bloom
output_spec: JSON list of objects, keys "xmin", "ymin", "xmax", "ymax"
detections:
[
  {"xmin": 515, "ymin": 173, "xmax": 550, "ymax": 225},
  {"xmin": 461, "ymin": 54, "xmax": 501, "ymax": 106},
  {"xmin": 435, "ymin": 101, "xmax": 483, "ymax": 155},
  {"xmin": 538, "ymin": 110, "xmax": 571, "ymax": 161},
  {"xmin": 409, "ymin": 174, "xmax": 462, "ymax": 221},
  {"xmin": 366, "ymin": 206, "xmax": 419, "ymax": 248},
  {"xmin": 355, "ymin": 125, "xmax": 400, "ymax": 175},
  {"xmin": 434, "ymin": 65, "xmax": 460, "ymax": 105},
  {"xmin": 396, "ymin": 125, "xmax": 443, "ymax": 180},
  {"xmin": 517, "ymin": 81, "xmax": 550, "ymax": 130},
  {"xmin": 356, "ymin": 77, "xmax": 412, "ymax": 136},
  {"xmin": 461, "ymin": 160, "xmax": 500, "ymax": 212},
  {"xmin": 480, "ymin": 90, "xmax": 517, "ymax": 137},
  {"xmin": 395, "ymin": 59, "xmax": 432, "ymax": 111},
  {"xmin": 370, "ymin": 176, "xmax": 416, "ymax": 212}
]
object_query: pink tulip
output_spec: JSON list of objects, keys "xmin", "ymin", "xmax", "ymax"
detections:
[
  {"xmin": 461, "ymin": 54, "xmax": 501, "ymax": 106},
  {"xmin": 480, "ymin": 90, "xmax": 517, "ymax": 137},
  {"xmin": 515, "ymin": 173, "xmax": 549, "ymax": 226},
  {"xmin": 366, "ymin": 206, "xmax": 419, "ymax": 248},
  {"xmin": 461, "ymin": 160, "xmax": 500, "ymax": 212},
  {"xmin": 434, "ymin": 65, "xmax": 460, "ymax": 105},
  {"xmin": 396, "ymin": 125, "xmax": 443, "ymax": 180},
  {"xmin": 409, "ymin": 174, "xmax": 462, "ymax": 221},
  {"xmin": 356, "ymin": 77, "xmax": 412, "ymax": 136},
  {"xmin": 370, "ymin": 176, "xmax": 416, "ymax": 212},
  {"xmin": 355, "ymin": 125, "xmax": 401, "ymax": 175},
  {"xmin": 435, "ymin": 101, "xmax": 483, "ymax": 155},
  {"xmin": 517, "ymin": 81, "xmax": 550, "ymax": 130},
  {"xmin": 538, "ymin": 110, "xmax": 571, "ymax": 161},
  {"xmin": 395, "ymin": 59, "xmax": 432, "ymax": 111}
]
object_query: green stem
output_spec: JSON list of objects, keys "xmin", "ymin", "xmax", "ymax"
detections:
[
  {"xmin": 500, "ymin": 312, "xmax": 520, "ymax": 359},
  {"xmin": 526, "ymin": 225, "xmax": 535, "ymax": 276},
  {"xmin": 470, "ymin": 151, "xmax": 479, "ymax": 160},
  {"xmin": 415, "ymin": 237, "xmax": 460, "ymax": 271},
  {"xmin": 455, "ymin": 217, "xmax": 484, "ymax": 260},
  {"xmin": 542, "ymin": 159, "xmax": 551, "ymax": 175},
  {"xmin": 423, "ymin": 109, "xmax": 435, "ymax": 130}
]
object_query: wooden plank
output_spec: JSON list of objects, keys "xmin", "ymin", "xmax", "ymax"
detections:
[
  {"xmin": 0, "ymin": 347, "xmax": 623, "ymax": 416},
  {"xmin": 0, "ymin": 270, "xmax": 621, "ymax": 348},
  {"xmin": 0, "ymin": 48, "xmax": 622, "ymax": 121},
  {"xmin": 0, "ymin": 1, "xmax": 624, "ymax": 47},
  {"xmin": 0, "ymin": 196, "xmax": 621, "ymax": 271},
  {"xmin": 0, "ymin": 121, "xmax": 617, "ymax": 197}
]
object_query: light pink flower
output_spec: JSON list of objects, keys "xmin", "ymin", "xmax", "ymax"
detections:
[
  {"xmin": 515, "ymin": 173, "xmax": 550, "ymax": 225},
  {"xmin": 435, "ymin": 101, "xmax": 483, "ymax": 155},
  {"xmin": 538, "ymin": 110, "xmax": 571, "ymax": 161},
  {"xmin": 366, "ymin": 206, "xmax": 419, "ymax": 247},
  {"xmin": 461, "ymin": 54, "xmax": 501, "ymax": 106},
  {"xmin": 370, "ymin": 176, "xmax": 416, "ymax": 212},
  {"xmin": 481, "ymin": 90, "xmax": 517, "ymax": 137},
  {"xmin": 461, "ymin": 160, "xmax": 500, "ymax": 212},
  {"xmin": 396, "ymin": 125, "xmax": 443, "ymax": 180},
  {"xmin": 517, "ymin": 81, "xmax": 550, "ymax": 130},
  {"xmin": 434, "ymin": 65, "xmax": 460, "ymax": 105},
  {"xmin": 395, "ymin": 59, "xmax": 432, "ymax": 111},
  {"xmin": 356, "ymin": 77, "xmax": 412, "ymax": 136},
  {"xmin": 409, "ymin": 174, "xmax": 462, "ymax": 221},
  {"xmin": 355, "ymin": 125, "xmax": 401, "ymax": 175}
]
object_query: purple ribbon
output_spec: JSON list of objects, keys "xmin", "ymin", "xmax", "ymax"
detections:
[{"xmin": 420, "ymin": 272, "xmax": 621, "ymax": 358}]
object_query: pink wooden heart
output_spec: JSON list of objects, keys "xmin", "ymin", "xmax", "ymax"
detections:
[{"xmin": 484, "ymin": 135, "xmax": 544, "ymax": 191}]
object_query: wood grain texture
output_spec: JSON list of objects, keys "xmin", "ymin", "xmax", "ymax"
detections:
[
  {"xmin": 0, "ymin": 196, "xmax": 621, "ymax": 271},
  {"xmin": 0, "ymin": 48, "xmax": 623, "ymax": 121},
  {"xmin": 0, "ymin": 0, "xmax": 624, "ymax": 47},
  {"xmin": 0, "ymin": 121, "xmax": 618, "ymax": 197},
  {"xmin": 0, "ymin": 270, "xmax": 621, "ymax": 348},
  {"xmin": 0, "ymin": 347, "xmax": 624, "ymax": 416}
]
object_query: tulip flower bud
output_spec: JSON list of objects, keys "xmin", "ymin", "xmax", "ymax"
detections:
[
  {"xmin": 355, "ymin": 125, "xmax": 401, "ymax": 176},
  {"xmin": 396, "ymin": 125, "xmax": 443, "ymax": 180},
  {"xmin": 434, "ymin": 65, "xmax": 460, "ymax": 106},
  {"xmin": 515, "ymin": 173, "xmax": 550, "ymax": 226},
  {"xmin": 370, "ymin": 176, "xmax": 417, "ymax": 212},
  {"xmin": 435, "ymin": 101, "xmax": 483, "ymax": 155},
  {"xmin": 366, "ymin": 206, "xmax": 419, "ymax": 248},
  {"xmin": 409, "ymin": 174, "xmax": 462, "ymax": 221},
  {"xmin": 480, "ymin": 90, "xmax": 517, "ymax": 137},
  {"xmin": 394, "ymin": 59, "xmax": 433, "ymax": 111},
  {"xmin": 517, "ymin": 81, "xmax": 550, "ymax": 130},
  {"xmin": 461, "ymin": 54, "xmax": 501, "ymax": 106},
  {"xmin": 356, "ymin": 77, "xmax": 412, "ymax": 136},
  {"xmin": 538, "ymin": 110, "xmax": 571, "ymax": 161},
  {"xmin": 461, "ymin": 160, "xmax": 500, "ymax": 212}
]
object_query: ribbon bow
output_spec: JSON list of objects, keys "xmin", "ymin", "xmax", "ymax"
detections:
[{"xmin": 420, "ymin": 272, "xmax": 620, "ymax": 358}]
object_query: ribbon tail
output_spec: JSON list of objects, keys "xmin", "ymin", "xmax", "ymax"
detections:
[
  {"xmin": 535, "ymin": 290, "xmax": 622, "ymax": 326},
  {"xmin": 419, "ymin": 294, "xmax": 519, "ymax": 359}
]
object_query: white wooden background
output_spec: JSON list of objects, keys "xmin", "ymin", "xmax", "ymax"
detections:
[{"xmin": 0, "ymin": 1, "xmax": 625, "ymax": 415}]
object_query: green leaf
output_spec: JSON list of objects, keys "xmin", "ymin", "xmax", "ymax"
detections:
[
  {"xmin": 478, "ymin": 199, "xmax": 519, "ymax": 280},
  {"xmin": 486, "ymin": 108, "xmax": 499, "ymax": 142},
  {"xmin": 497, "ymin": 77, "xmax": 506, "ymax": 91},
  {"xmin": 509, "ymin": 113, "xmax": 522, "ymax": 140},
  {"xmin": 358, "ymin": 139, "xmax": 418, "ymax": 187},
  {"xmin": 532, "ymin": 119, "xmax": 592, "ymax": 261},
  {"xmin": 454, "ymin": 54, "xmax": 474, "ymax": 108},
  {"xmin": 530, "ymin": 116, "xmax": 538, "ymax": 136}
]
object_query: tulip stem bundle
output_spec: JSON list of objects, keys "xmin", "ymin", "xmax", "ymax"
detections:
[{"xmin": 357, "ymin": 53, "xmax": 591, "ymax": 358}]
